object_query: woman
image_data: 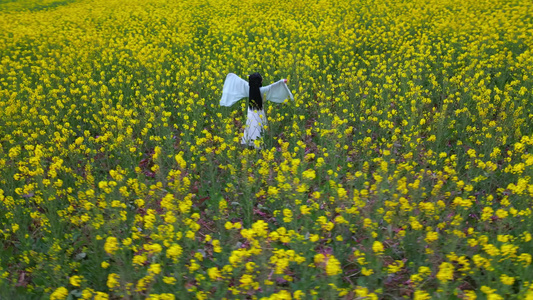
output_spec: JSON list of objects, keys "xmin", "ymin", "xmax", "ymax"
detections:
[{"xmin": 220, "ymin": 72, "xmax": 293, "ymax": 148}]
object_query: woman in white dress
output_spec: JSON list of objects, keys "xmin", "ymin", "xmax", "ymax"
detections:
[{"xmin": 220, "ymin": 72, "xmax": 293, "ymax": 149}]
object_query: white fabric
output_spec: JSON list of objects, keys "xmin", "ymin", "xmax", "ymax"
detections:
[
  {"xmin": 220, "ymin": 73, "xmax": 293, "ymax": 106},
  {"xmin": 241, "ymin": 108, "xmax": 267, "ymax": 148},
  {"xmin": 220, "ymin": 73, "xmax": 249, "ymax": 107},
  {"xmin": 260, "ymin": 79, "xmax": 294, "ymax": 103}
]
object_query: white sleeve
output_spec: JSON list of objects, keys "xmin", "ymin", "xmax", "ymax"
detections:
[
  {"xmin": 259, "ymin": 79, "xmax": 294, "ymax": 103},
  {"xmin": 220, "ymin": 73, "xmax": 249, "ymax": 107}
]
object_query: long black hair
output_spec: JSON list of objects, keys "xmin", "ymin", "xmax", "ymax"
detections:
[{"xmin": 248, "ymin": 72, "xmax": 263, "ymax": 110}]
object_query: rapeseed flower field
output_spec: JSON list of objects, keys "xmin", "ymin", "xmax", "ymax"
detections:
[{"xmin": 1, "ymin": 0, "xmax": 533, "ymax": 298}]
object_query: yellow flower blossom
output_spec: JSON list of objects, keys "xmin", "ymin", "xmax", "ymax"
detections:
[
  {"xmin": 104, "ymin": 237, "xmax": 119, "ymax": 255},
  {"xmin": 69, "ymin": 275, "xmax": 83, "ymax": 287},
  {"xmin": 50, "ymin": 287, "xmax": 69, "ymax": 300},
  {"xmin": 413, "ymin": 290, "xmax": 431, "ymax": 300},
  {"xmin": 372, "ymin": 241, "xmax": 384, "ymax": 255},
  {"xmin": 436, "ymin": 262, "xmax": 454, "ymax": 283},
  {"xmin": 107, "ymin": 273, "xmax": 120, "ymax": 289}
]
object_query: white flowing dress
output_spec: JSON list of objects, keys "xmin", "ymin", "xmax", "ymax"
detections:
[{"xmin": 242, "ymin": 107, "xmax": 268, "ymax": 147}]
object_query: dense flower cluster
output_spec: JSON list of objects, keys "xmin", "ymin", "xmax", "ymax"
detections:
[{"xmin": 1, "ymin": 0, "xmax": 533, "ymax": 298}]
